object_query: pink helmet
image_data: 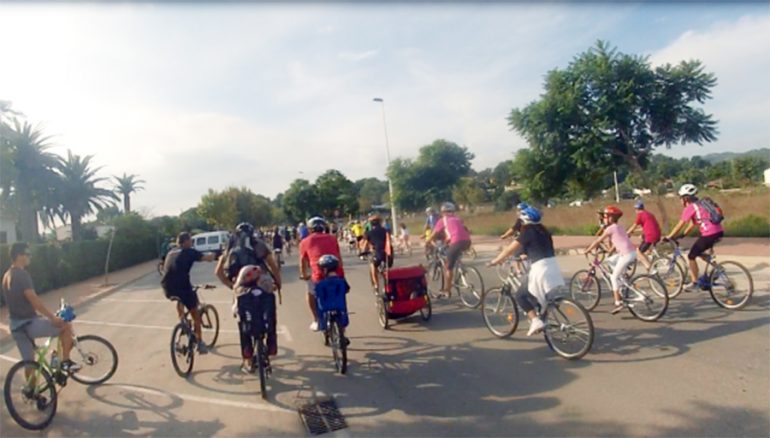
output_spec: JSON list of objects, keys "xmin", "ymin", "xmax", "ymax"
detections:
[{"xmin": 235, "ymin": 265, "xmax": 262, "ymax": 288}]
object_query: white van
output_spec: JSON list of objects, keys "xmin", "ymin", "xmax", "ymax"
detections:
[{"xmin": 192, "ymin": 231, "xmax": 230, "ymax": 257}]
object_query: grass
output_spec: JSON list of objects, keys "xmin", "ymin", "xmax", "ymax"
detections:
[{"xmin": 401, "ymin": 187, "xmax": 770, "ymax": 237}]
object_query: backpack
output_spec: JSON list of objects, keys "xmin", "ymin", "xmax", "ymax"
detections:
[
  {"xmin": 226, "ymin": 234, "xmax": 264, "ymax": 281},
  {"xmin": 696, "ymin": 197, "xmax": 725, "ymax": 225}
]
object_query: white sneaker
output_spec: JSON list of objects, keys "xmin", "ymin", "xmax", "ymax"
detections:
[
  {"xmin": 309, "ymin": 321, "xmax": 320, "ymax": 332},
  {"xmin": 526, "ymin": 318, "xmax": 545, "ymax": 336}
]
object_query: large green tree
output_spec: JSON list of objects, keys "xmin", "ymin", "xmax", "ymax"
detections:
[
  {"xmin": 114, "ymin": 173, "xmax": 145, "ymax": 214},
  {"xmin": 355, "ymin": 177, "xmax": 389, "ymax": 213},
  {"xmin": 508, "ymin": 40, "xmax": 718, "ymax": 222},
  {"xmin": 56, "ymin": 151, "xmax": 118, "ymax": 241},
  {"xmin": 197, "ymin": 186, "xmax": 273, "ymax": 230},
  {"xmin": 314, "ymin": 170, "xmax": 357, "ymax": 218},
  {"xmin": 281, "ymin": 179, "xmax": 319, "ymax": 224}
]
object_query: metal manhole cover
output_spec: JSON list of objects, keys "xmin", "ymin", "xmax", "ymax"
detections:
[{"xmin": 298, "ymin": 398, "xmax": 348, "ymax": 435}]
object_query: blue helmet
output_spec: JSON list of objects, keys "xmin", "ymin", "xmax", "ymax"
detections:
[
  {"xmin": 519, "ymin": 206, "xmax": 542, "ymax": 224},
  {"xmin": 516, "ymin": 202, "xmax": 529, "ymax": 211},
  {"xmin": 318, "ymin": 254, "xmax": 340, "ymax": 271},
  {"xmin": 634, "ymin": 199, "xmax": 644, "ymax": 209}
]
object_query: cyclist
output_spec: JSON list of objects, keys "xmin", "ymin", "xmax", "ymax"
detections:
[
  {"xmin": 282, "ymin": 226, "xmax": 293, "ymax": 256},
  {"xmin": 314, "ymin": 255, "xmax": 350, "ymax": 345},
  {"xmin": 585, "ymin": 206, "xmax": 637, "ymax": 315},
  {"xmin": 488, "ymin": 207, "xmax": 563, "ymax": 336},
  {"xmin": 663, "ymin": 184, "xmax": 724, "ymax": 292},
  {"xmin": 426, "ymin": 202, "xmax": 472, "ymax": 299},
  {"xmin": 423, "ymin": 207, "xmax": 440, "ymax": 257},
  {"xmin": 272, "ymin": 226, "xmax": 284, "ymax": 267},
  {"xmin": 626, "ymin": 199, "xmax": 661, "ymax": 271},
  {"xmin": 233, "ymin": 265, "xmax": 278, "ymax": 373},
  {"xmin": 350, "ymin": 219, "xmax": 365, "ymax": 257},
  {"xmin": 3, "ymin": 243, "xmax": 81, "ymax": 372},
  {"xmin": 298, "ymin": 222, "xmax": 310, "ymax": 241},
  {"xmin": 364, "ymin": 214, "xmax": 393, "ymax": 293},
  {"xmin": 499, "ymin": 202, "xmax": 529, "ymax": 240},
  {"xmin": 161, "ymin": 232, "xmax": 217, "ymax": 353},
  {"xmin": 299, "ymin": 217, "xmax": 345, "ymax": 331}
]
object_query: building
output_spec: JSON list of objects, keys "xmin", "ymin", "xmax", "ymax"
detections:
[{"xmin": 764, "ymin": 168, "xmax": 770, "ymax": 187}]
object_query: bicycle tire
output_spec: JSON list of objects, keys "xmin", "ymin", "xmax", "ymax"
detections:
[
  {"xmin": 429, "ymin": 261, "xmax": 444, "ymax": 294},
  {"xmin": 651, "ymin": 256, "xmax": 685, "ymax": 299},
  {"xmin": 4, "ymin": 360, "xmax": 58, "ymax": 430},
  {"xmin": 708, "ymin": 261, "xmax": 754, "ymax": 310},
  {"xmin": 456, "ymin": 265, "xmax": 484, "ymax": 309},
  {"xmin": 330, "ymin": 319, "xmax": 347, "ymax": 374},
  {"xmin": 170, "ymin": 323, "xmax": 194, "ymax": 377},
  {"xmin": 543, "ymin": 297, "xmax": 594, "ymax": 360},
  {"xmin": 626, "ymin": 274, "xmax": 668, "ymax": 322},
  {"xmin": 569, "ymin": 269, "xmax": 601, "ymax": 311},
  {"xmin": 420, "ymin": 294, "xmax": 432, "ymax": 321},
  {"xmin": 257, "ymin": 338, "xmax": 268, "ymax": 399},
  {"xmin": 69, "ymin": 335, "xmax": 119, "ymax": 385},
  {"xmin": 377, "ymin": 296, "xmax": 389, "ymax": 329},
  {"xmin": 200, "ymin": 304, "xmax": 220, "ymax": 348},
  {"xmin": 481, "ymin": 286, "xmax": 519, "ymax": 338}
]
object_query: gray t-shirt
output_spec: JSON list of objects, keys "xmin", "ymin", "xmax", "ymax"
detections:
[{"xmin": 2, "ymin": 267, "xmax": 37, "ymax": 321}]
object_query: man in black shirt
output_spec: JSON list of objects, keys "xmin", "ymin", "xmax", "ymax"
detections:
[
  {"xmin": 364, "ymin": 215, "xmax": 393, "ymax": 292},
  {"xmin": 161, "ymin": 232, "xmax": 216, "ymax": 353}
]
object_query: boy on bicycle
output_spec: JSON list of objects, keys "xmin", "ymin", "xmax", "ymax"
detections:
[
  {"xmin": 626, "ymin": 199, "xmax": 661, "ymax": 272},
  {"xmin": 664, "ymin": 184, "xmax": 724, "ymax": 292},
  {"xmin": 2, "ymin": 243, "xmax": 81, "ymax": 372},
  {"xmin": 314, "ymin": 255, "xmax": 350, "ymax": 345}
]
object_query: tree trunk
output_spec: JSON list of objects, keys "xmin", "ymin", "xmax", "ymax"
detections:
[
  {"xmin": 71, "ymin": 215, "xmax": 82, "ymax": 242},
  {"xmin": 123, "ymin": 195, "xmax": 131, "ymax": 214},
  {"xmin": 16, "ymin": 190, "xmax": 40, "ymax": 242}
]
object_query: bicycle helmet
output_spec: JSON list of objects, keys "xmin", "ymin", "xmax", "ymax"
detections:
[
  {"xmin": 235, "ymin": 265, "xmax": 262, "ymax": 288},
  {"xmin": 236, "ymin": 222, "xmax": 255, "ymax": 237},
  {"xmin": 678, "ymin": 184, "xmax": 698, "ymax": 197},
  {"xmin": 318, "ymin": 254, "xmax": 340, "ymax": 271},
  {"xmin": 425, "ymin": 207, "xmax": 435, "ymax": 214},
  {"xmin": 602, "ymin": 205, "xmax": 623, "ymax": 218},
  {"xmin": 634, "ymin": 199, "xmax": 644, "ymax": 209},
  {"xmin": 519, "ymin": 206, "xmax": 542, "ymax": 224},
  {"xmin": 308, "ymin": 216, "xmax": 326, "ymax": 232},
  {"xmin": 516, "ymin": 202, "xmax": 529, "ymax": 211},
  {"xmin": 440, "ymin": 202, "xmax": 456, "ymax": 213}
]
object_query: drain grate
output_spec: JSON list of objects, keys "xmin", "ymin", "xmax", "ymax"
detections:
[{"xmin": 298, "ymin": 398, "xmax": 348, "ymax": 435}]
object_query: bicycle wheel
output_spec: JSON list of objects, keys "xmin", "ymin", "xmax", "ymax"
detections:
[
  {"xmin": 170, "ymin": 323, "xmax": 194, "ymax": 377},
  {"xmin": 481, "ymin": 287, "xmax": 519, "ymax": 338},
  {"xmin": 256, "ymin": 338, "xmax": 268, "ymax": 400},
  {"xmin": 569, "ymin": 269, "xmax": 601, "ymax": 311},
  {"xmin": 200, "ymin": 304, "xmax": 220, "ymax": 348},
  {"xmin": 651, "ymin": 257, "xmax": 685, "ymax": 299},
  {"xmin": 377, "ymin": 296, "xmax": 389, "ymax": 329},
  {"xmin": 420, "ymin": 294, "xmax": 432, "ymax": 321},
  {"xmin": 69, "ymin": 335, "xmax": 119, "ymax": 385},
  {"xmin": 543, "ymin": 297, "xmax": 594, "ymax": 360},
  {"xmin": 4, "ymin": 360, "xmax": 58, "ymax": 430},
  {"xmin": 709, "ymin": 261, "xmax": 754, "ymax": 310},
  {"xmin": 626, "ymin": 274, "xmax": 668, "ymax": 322},
  {"xmin": 456, "ymin": 265, "xmax": 484, "ymax": 309},
  {"xmin": 429, "ymin": 262, "xmax": 444, "ymax": 294},
  {"xmin": 330, "ymin": 319, "xmax": 347, "ymax": 375}
]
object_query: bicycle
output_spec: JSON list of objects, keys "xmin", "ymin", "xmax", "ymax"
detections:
[
  {"xmin": 569, "ymin": 250, "xmax": 669, "ymax": 321},
  {"xmin": 4, "ymin": 299, "xmax": 118, "ymax": 430},
  {"xmin": 463, "ymin": 244, "xmax": 478, "ymax": 261},
  {"xmin": 321, "ymin": 309, "xmax": 348, "ymax": 375},
  {"xmin": 480, "ymin": 279, "xmax": 594, "ymax": 360},
  {"xmin": 662, "ymin": 238, "xmax": 754, "ymax": 310},
  {"xmin": 426, "ymin": 243, "xmax": 485, "ymax": 309},
  {"xmin": 644, "ymin": 241, "xmax": 688, "ymax": 299},
  {"xmin": 169, "ymin": 284, "xmax": 220, "ymax": 378}
]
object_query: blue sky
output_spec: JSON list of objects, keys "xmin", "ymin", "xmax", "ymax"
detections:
[{"xmin": 1, "ymin": 3, "xmax": 768, "ymax": 216}]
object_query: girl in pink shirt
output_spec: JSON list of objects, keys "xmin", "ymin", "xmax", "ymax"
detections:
[{"xmin": 585, "ymin": 205, "xmax": 637, "ymax": 315}]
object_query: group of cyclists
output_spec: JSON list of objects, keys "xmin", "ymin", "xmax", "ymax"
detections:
[{"xmin": 2, "ymin": 182, "xmax": 728, "ymax": 379}]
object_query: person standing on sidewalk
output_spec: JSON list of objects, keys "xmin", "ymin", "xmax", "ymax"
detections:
[
  {"xmin": 2, "ymin": 243, "xmax": 81, "ymax": 372},
  {"xmin": 626, "ymin": 199, "xmax": 661, "ymax": 271}
]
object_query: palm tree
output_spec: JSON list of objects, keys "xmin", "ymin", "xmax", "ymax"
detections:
[
  {"xmin": 56, "ymin": 150, "xmax": 118, "ymax": 241},
  {"xmin": 114, "ymin": 173, "xmax": 145, "ymax": 214},
  {"xmin": 0, "ymin": 119, "xmax": 61, "ymax": 241}
]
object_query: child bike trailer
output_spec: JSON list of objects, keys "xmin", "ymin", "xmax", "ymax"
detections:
[{"xmin": 376, "ymin": 265, "xmax": 431, "ymax": 329}]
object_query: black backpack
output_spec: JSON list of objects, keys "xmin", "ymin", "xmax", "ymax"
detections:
[{"xmin": 226, "ymin": 234, "xmax": 263, "ymax": 281}]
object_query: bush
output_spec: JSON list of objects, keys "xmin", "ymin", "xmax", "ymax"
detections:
[
  {"xmin": 723, "ymin": 215, "xmax": 770, "ymax": 238},
  {"xmin": 550, "ymin": 223, "xmax": 601, "ymax": 236}
]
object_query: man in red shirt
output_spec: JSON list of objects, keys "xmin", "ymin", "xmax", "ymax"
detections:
[
  {"xmin": 299, "ymin": 216, "xmax": 344, "ymax": 331},
  {"xmin": 626, "ymin": 199, "xmax": 661, "ymax": 271}
]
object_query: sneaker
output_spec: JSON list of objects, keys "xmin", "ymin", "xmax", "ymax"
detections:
[
  {"xmin": 610, "ymin": 301, "xmax": 625, "ymax": 315},
  {"xmin": 343, "ymin": 337, "xmax": 351, "ymax": 347},
  {"xmin": 309, "ymin": 321, "xmax": 320, "ymax": 332},
  {"xmin": 683, "ymin": 282, "xmax": 698, "ymax": 293},
  {"xmin": 241, "ymin": 362, "xmax": 255, "ymax": 374},
  {"xmin": 526, "ymin": 318, "xmax": 545, "ymax": 336},
  {"xmin": 60, "ymin": 360, "xmax": 81, "ymax": 373},
  {"xmin": 197, "ymin": 341, "xmax": 209, "ymax": 355}
]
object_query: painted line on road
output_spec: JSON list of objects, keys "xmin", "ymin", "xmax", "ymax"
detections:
[
  {"xmin": 0, "ymin": 353, "xmax": 18, "ymax": 363},
  {"xmin": 74, "ymin": 319, "xmax": 293, "ymax": 340},
  {"xmin": 99, "ymin": 298, "xmax": 233, "ymax": 304},
  {"xmin": 113, "ymin": 384, "xmax": 293, "ymax": 413}
]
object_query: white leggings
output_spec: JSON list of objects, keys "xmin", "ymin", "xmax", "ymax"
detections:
[{"xmin": 608, "ymin": 252, "xmax": 637, "ymax": 292}]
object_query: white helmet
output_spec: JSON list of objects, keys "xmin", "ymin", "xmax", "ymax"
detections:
[
  {"xmin": 440, "ymin": 202, "xmax": 456, "ymax": 213},
  {"xmin": 678, "ymin": 184, "xmax": 698, "ymax": 197}
]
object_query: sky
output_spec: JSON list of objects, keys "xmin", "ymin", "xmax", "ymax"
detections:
[{"xmin": 1, "ymin": 2, "xmax": 768, "ymax": 217}]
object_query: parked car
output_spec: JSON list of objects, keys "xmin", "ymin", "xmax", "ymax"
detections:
[{"xmin": 192, "ymin": 231, "xmax": 229, "ymax": 257}]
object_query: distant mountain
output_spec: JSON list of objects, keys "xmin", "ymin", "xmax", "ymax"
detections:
[{"xmin": 700, "ymin": 148, "xmax": 770, "ymax": 163}]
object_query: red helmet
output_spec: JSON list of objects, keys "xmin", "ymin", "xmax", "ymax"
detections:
[{"xmin": 602, "ymin": 205, "xmax": 623, "ymax": 218}]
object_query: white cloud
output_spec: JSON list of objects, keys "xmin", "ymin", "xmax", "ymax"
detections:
[{"xmin": 338, "ymin": 50, "xmax": 379, "ymax": 62}]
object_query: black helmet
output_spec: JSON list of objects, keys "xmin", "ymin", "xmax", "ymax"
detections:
[
  {"xmin": 236, "ymin": 222, "xmax": 254, "ymax": 237},
  {"xmin": 308, "ymin": 216, "xmax": 326, "ymax": 232},
  {"xmin": 318, "ymin": 254, "xmax": 340, "ymax": 271}
]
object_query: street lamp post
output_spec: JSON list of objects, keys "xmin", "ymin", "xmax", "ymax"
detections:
[{"xmin": 373, "ymin": 97, "xmax": 398, "ymax": 230}]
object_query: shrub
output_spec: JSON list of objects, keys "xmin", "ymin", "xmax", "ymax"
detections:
[{"xmin": 723, "ymin": 215, "xmax": 770, "ymax": 238}]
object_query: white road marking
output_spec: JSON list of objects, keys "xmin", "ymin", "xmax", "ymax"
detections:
[
  {"xmin": 0, "ymin": 353, "xmax": 19, "ymax": 362},
  {"xmin": 99, "ymin": 298, "xmax": 233, "ymax": 304},
  {"xmin": 113, "ymin": 384, "xmax": 293, "ymax": 413},
  {"xmin": 74, "ymin": 319, "xmax": 292, "ymax": 339}
]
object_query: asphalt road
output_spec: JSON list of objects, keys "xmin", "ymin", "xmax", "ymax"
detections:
[{"xmin": 1, "ymin": 248, "xmax": 768, "ymax": 437}]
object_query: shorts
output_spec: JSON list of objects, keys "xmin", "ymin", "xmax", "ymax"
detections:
[
  {"xmin": 371, "ymin": 252, "xmax": 394, "ymax": 269},
  {"xmin": 638, "ymin": 238, "xmax": 659, "ymax": 254},
  {"xmin": 689, "ymin": 232, "xmax": 723, "ymax": 260},
  {"xmin": 356, "ymin": 236, "xmax": 363, "ymax": 242},
  {"xmin": 165, "ymin": 288, "xmax": 199, "ymax": 311},
  {"xmin": 11, "ymin": 318, "xmax": 61, "ymax": 361},
  {"xmin": 446, "ymin": 240, "xmax": 472, "ymax": 270}
]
